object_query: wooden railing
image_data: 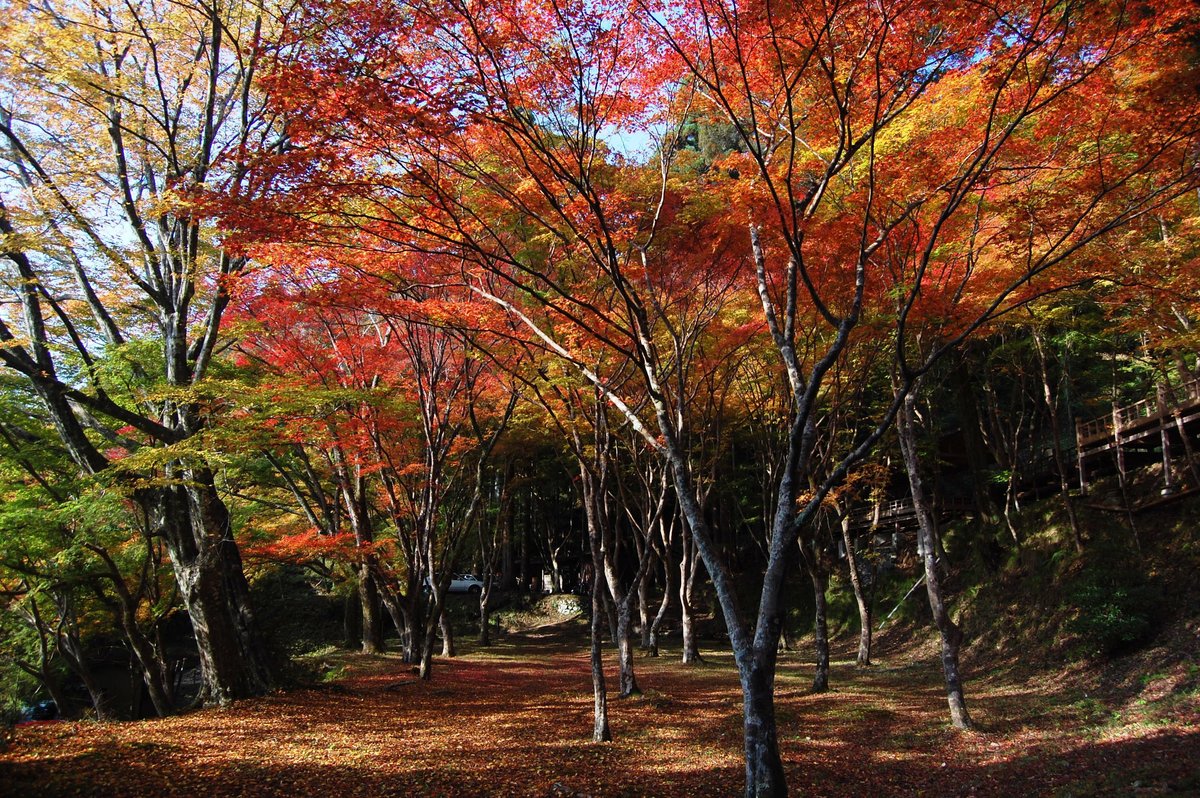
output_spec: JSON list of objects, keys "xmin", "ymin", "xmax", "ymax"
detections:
[
  {"xmin": 848, "ymin": 496, "xmax": 974, "ymax": 528},
  {"xmin": 1076, "ymin": 377, "xmax": 1200, "ymax": 446}
]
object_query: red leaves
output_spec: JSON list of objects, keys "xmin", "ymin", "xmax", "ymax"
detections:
[
  {"xmin": 5, "ymin": 636, "xmax": 1197, "ymax": 797},
  {"xmin": 244, "ymin": 530, "xmax": 359, "ymax": 565}
]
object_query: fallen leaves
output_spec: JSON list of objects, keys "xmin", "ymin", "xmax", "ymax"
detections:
[{"xmin": 2, "ymin": 627, "xmax": 1197, "ymax": 797}]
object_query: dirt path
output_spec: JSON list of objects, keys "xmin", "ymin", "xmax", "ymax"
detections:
[{"xmin": 2, "ymin": 624, "xmax": 1197, "ymax": 797}]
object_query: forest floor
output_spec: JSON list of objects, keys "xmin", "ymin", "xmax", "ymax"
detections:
[{"xmin": 2, "ymin": 618, "xmax": 1197, "ymax": 798}]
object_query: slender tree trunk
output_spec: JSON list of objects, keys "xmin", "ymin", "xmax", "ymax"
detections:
[
  {"xmin": 107, "ymin": 591, "xmax": 174, "ymax": 716},
  {"xmin": 951, "ymin": 358, "xmax": 1000, "ymax": 525},
  {"xmin": 637, "ymin": 565, "xmax": 653, "ymax": 650},
  {"xmin": 478, "ymin": 586, "xmax": 492, "ymax": 646},
  {"xmin": 615, "ymin": 598, "xmax": 640, "ymax": 697},
  {"xmin": 679, "ymin": 520, "xmax": 702, "ymax": 664},
  {"xmin": 418, "ymin": 586, "xmax": 444, "ymax": 680},
  {"xmin": 899, "ymin": 393, "xmax": 972, "ymax": 729},
  {"xmin": 583, "ymin": 488, "xmax": 612, "ymax": 742},
  {"xmin": 22, "ymin": 600, "xmax": 71, "ymax": 718},
  {"xmin": 807, "ymin": 553, "xmax": 830, "ymax": 693},
  {"xmin": 589, "ymin": 563, "xmax": 611, "ymax": 742},
  {"xmin": 440, "ymin": 609, "xmax": 456, "ymax": 658},
  {"xmin": 86, "ymin": 545, "xmax": 175, "ymax": 715},
  {"xmin": 52, "ymin": 606, "xmax": 107, "ymax": 719},
  {"xmin": 1031, "ymin": 327, "xmax": 1084, "ymax": 552},
  {"xmin": 123, "ymin": 628, "xmax": 174, "ymax": 717},
  {"xmin": 840, "ymin": 514, "xmax": 872, "ymax": 667},
  {"xmin": 378, "ymin": 586, "xmax": 415, "ymax": 663},
  {"xmin": 343, "ymin": 590, "xmax": 360, "ymax": 649},
  {"xmin": 69, "ymin": 654, "xmax": 108, "ymax": 720},
  {"xmin": 647, "ymin": 554, "xmax": 674, "ymax": 657}
]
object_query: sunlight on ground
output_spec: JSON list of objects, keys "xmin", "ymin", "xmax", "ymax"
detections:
[{"xmin": 3, "ymin": 630, "xmax": 1198, "ymax": 797}]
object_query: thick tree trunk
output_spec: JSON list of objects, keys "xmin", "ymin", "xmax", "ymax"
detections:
[
  {"xmin": 899, "ymin": 393, "xmax": 972, "ymax": 730},
  {"xmin": 147, "ymin": 478, "xmax": 272, "ymax": 705},
  {"xmin": 359, "ymin": 565, "xmax": 383, "ymax": 654},
  {"xmin": 742, "ymin": 657, "xmax": 787, "ymax": 798},
  {"xmin": 839, "ymin": 515, "xmax": 872, "ymax": 667}
]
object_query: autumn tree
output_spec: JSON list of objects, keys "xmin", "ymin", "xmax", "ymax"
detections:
[
  {"xmin": 225, "ymin": 0, "xmax": 1200, "ymax": 793},
  {"xmin": 0, "ymin": 374, "xmax": 180, "ymax": 717},
  {"xmin": 0, "ymin": 0, "xmax": 285, "ymax": 703},
  {"xmin": 646, "ymin": 1, "xmax": 1200, "ymax": 790},
  {"xmin": 233, "ymin": 257, "xmax": 517, "ymax": 676}
]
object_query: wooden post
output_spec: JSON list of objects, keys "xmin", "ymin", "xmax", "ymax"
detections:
[
  {"xmin": 1113, "ymin": 402, "xmax": 1142, "ymax": 551},
  {"xmin": 1113, "ymin": 404, "xmax": 1127, "ymax": 486},
  {"xmin": 1157, "ymin": 383, "xmax": 1175, "ymax": 495},
  {"xmin": 1173, "ymin": 407, "xmax": 1200, "ymax": 489},
  {"xmin": 1075, "ymin": 419, "xmax": 1089, "ymax": 496}
]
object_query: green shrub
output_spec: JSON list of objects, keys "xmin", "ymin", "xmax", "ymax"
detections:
[{"xmin": 1067, "ymin": 573, "xmax": 1162, "ymax": 657}]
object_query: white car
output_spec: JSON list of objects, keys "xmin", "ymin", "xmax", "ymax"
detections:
[{"xmin": 446, "ymin": 573, "xmax": 484, "ymax": 595}]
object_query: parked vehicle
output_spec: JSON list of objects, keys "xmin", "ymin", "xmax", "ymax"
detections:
[
  {"xmin": 447, "ymin": 574, "xmax": 484, "ymax": 595},
  {"xmin": 16, "ymin": 700, "xmax": 61, "ymax": 726}
]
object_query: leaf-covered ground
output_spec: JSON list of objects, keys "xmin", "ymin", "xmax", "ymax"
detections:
[{"xmin": 2, "ymin": 622, "xmax": 1197, "ymax": 797}]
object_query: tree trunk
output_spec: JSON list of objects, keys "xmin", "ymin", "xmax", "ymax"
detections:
[
  {"xmin": 72, "ymin": 657, "xmax": 109, "ymax": 720},
  {"xmin": 647, "ymin": 554, "xmax": 674, "ymax": 657},
  {"xmin": 898, "ymin": 393, "xmax": 972, "ymax": 729},
  {"xmin": 679, "ymin": 520, "xmax": 702, "ymax": 665},
  {"xmin": 808, "ymin": 555, "xmax": 830, "ymax": 693},
  {"xmin": 359, "ymin": 565, "xmax": 383, "ymax": 654},
  {"xmin": 615, "ymin": 598, "xmax": 640, "ymax": 697},
  {"xmin": 21, "ymin": 601, "xmax": 71, "ymax": 719},
  {"xmin": 742, "ymin": 657, "xmax": 787, "ymax": 798},
  {"xmin": 343, "ymin": 590, "xmax": 360, "ymax": 649},
  {"xmin": 589, "ymin": 556, "xmax": 611, "ymax": 742},
  {"xmin": 378, "ymin": 585, "xmax": 415, "ymax": 663},
  {"xmin": 1031, "ymin": 327, "xmax": 1084, "ymax": 553},
  {"xmin": 98, "ymin": 575, "xmax": 174, "ymax": 716},
  {"xmin": 51, "ymin": 608, "xmax": 107, "ymax": 719},
  {"xmin": 147, "ymin": 478, "xmax": 272, "ymax": 705},
  {"xmin": 478, "ymin": 585, "xmax": 492, "ymax": 646},
  {"xmin": 418, "ymin": 587, "xmax": 443, "ymax": 680},
  {"xmin": 637, "ymin": 564, "xmax": 653, "ymax": 650},
  {"xmin": 951, "ymin": 358, "xmax": 1000, "ymax": 525},
  {"xmin": 839, "ymin": 514, "xmax": 872, "ymax": 667},
  {"xmin": 440, "ymin": 609, "xmax": 456, "ymax": 658}
]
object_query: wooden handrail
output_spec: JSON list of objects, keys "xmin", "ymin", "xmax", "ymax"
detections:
[{"xmin": 1077, "ymin": 376, "xmax": 1200, "ymax": 444}]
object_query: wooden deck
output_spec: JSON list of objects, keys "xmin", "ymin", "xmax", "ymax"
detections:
[
  {"xmin": 1076, "ymin": 378, "xmax": 1200, "ymax": 450},
  {"xmin": 847, "ymin": 496, "xmax": 974, "ymax": 532},
  {"xmin": 1076, "ymin": 377, "xmax": 1200, "ymax": 495},
  {"xmin": 847, "ymin": 376, "xmax": 1200, "ymax": 548}
]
